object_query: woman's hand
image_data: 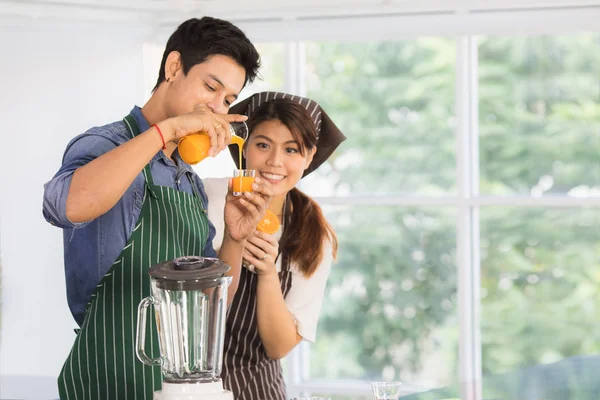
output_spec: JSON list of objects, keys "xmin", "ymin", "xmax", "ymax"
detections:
[
  {"xmin": 243, "ymin": 231, "xmax": 279, "ymax": 277},
  {"xmin": 223, "ymin": 177, "xmax": 272, "ymax": 242},
  {"xmin": 160, "ymin": 104, "xmax": 247, "ymax": 157}
]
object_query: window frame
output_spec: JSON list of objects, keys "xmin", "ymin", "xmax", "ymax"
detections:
[{"xmin": 278, "ymin": 32, "xmax": 600, "ymax": 400}]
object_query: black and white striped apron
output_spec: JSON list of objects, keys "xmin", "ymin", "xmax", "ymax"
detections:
[
  {"xmin": 222, "ymin": 253, "xmax": 294, "ymax": 400},
  {"xmin": 57, "ymin": 114, "xmax": 210, "ymax": 400}
]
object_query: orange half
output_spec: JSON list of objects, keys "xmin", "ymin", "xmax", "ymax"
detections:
[{"xmin": 257, "ymin": 210, "xmax": 280, "ymax": 234}]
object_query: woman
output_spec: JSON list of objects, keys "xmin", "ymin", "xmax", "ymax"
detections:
[{"xmin": 204, "ymin": 92, "xmax": 346, "ymax": 400}]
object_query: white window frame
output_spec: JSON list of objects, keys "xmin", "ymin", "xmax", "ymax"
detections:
[{"xmin": 277, "ymin": 25, "xmax": 600, "ymax": 400}]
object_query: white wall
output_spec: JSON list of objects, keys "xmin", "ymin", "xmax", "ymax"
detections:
[{"xmin": 0, "ymin": 19, "xmax": 148, "ymax": 398}]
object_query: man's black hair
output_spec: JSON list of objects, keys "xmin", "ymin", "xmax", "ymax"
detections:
[{"xmin": 153, "ymin": 16, "xmax": 260, "ymax": 91}]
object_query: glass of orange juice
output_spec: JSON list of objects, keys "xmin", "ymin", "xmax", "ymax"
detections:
[{"xmin": 233, "ymin": 169, "xmax": 255, "ymax": 196}]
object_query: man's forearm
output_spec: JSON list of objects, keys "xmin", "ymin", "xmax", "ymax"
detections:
[{"xmin": 66, "ymin": 127, "xmax": 167, "ymax": 223}]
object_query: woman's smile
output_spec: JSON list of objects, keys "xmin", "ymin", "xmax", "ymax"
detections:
[{"xmin": 259, "ymin": 171, "xmax": 286, "ymax": 184}]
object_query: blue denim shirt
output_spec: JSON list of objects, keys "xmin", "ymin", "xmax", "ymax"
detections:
[{"xmin": 43, "ymin": 106, "xmax": 217, "ymax": 326}]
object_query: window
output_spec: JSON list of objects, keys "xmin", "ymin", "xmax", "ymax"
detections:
[
  {"xmin": 479, "ymin": 35, "xmax": 600, "ymax": 196},
  {"xmin": 480, "ymin": 207, "xmax": 600, "ymax": 398},
  {"xmin": 312, "ymin": 205, "xmax": 457, "ymax": 387},
  {"xmin": 298, "ymin": 39, "xmax": 459, "ymax": 396},
  {"xmin": 291, "ymin": 34, "xmax": 600, "ymax": 400},
  {"xmin": 478, "ymin": 34, "xmax": 600, "ymax": 400},
  {"xmin": 302, "ymin": 39, "xmax": 457, "ymax": 197}
]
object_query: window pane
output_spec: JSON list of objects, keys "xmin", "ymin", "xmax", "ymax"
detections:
[
  {"xmin": 302, "ymin": 39, "xmax": 456, "ymax": 197},
  {"xmin": 479, "ymin": 35, "xmax": 600, "ymax": 196},
  {"xmin": 238, "ymin": 43, "xmax": 286, "ymax": 99},
  {"xmin": 480, "ymin": 207, "xmax": 600, "ymax": 399},
  {"xmin": 311, "ymin": 206, "xmax": 457, "ymax": 390}
]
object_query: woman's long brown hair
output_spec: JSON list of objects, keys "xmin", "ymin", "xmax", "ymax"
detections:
[{"xmin": 246, "ymin": 98, "xmax": 338, "ymax": 277}]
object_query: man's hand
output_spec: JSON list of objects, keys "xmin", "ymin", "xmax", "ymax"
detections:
[{"xmin": 161, "ymin": 105, "xmax": 247, "ymax": 157}]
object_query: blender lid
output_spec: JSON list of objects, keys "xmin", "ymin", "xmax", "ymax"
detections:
[{"xmin": 149, "ymin": 256, "xmax": 231, "ymax": 290}]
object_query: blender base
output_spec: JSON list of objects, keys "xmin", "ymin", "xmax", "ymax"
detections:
[{"xmin": 154, "ymin": 380, "xmax": 233, "ymax": 400}]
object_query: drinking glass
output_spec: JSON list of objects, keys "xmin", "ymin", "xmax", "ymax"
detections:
[
  {"xmin": 230, "ymin": 121, "xmax": 249, "ymax": 143},
  {"xmin": 290, "ymin": 397, "xmax": 331, "ymax": 400},
  {"xmin": 371, "ymin": 381, "xmax": 402, "ymax": 400},
  {"xmin": 233, "ymin": 169, "xmax": 256, "ymax": 196}
]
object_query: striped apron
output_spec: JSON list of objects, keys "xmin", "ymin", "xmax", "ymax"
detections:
[
  {"xmin": 222, "ymin": 253, "xmax": 294, "ymax": 400},
  {"xmin": 57, "ymin": 114, "xmax": 210, "ymax": 400}
]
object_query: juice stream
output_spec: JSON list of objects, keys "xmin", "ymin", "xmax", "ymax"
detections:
[{"xmin": 232, "ymin": 135, "xmax": 245, "ymax": 195}]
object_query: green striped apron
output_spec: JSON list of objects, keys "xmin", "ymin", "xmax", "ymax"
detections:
[{"xmin": 57, "ymin": 114, "xmax": 210, "ymax": 400}]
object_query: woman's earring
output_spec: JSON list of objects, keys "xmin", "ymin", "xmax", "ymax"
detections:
[{"xmin": 166, "ymin": 77, "xmax": 170, "ymax": 82}]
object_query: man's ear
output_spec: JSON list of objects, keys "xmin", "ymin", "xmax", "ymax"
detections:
[{"xmin": 164, "ymin": 51, "xmax": 182, "ymax": 81}]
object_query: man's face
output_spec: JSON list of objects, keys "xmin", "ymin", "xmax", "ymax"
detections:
[{"xmin": 163, "ymin": 53, "xmax": 246, "ymax": 116}]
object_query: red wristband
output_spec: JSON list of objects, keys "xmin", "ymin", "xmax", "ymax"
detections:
[{"xmin": 152, "ymin": 124, "xmax": 167, "ymax": 150}]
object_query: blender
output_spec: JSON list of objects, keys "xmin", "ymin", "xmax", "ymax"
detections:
[{"xmin": 136, "ymin": 256, "xmax": 233, "ymax": 400}]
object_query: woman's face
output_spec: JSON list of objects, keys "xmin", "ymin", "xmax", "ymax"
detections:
[{"xmin": 244, "ymin": 119, "xmax": 315, "ymax": 197}]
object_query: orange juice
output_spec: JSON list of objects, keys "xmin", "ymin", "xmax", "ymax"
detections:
[
  {"xmin": 233, "ymin": 176, "xmax": 254, "ymax": 194},
  {"xmin": 231, "ymin": 134, "xmax": 245, "ymax": 148},
  {"xmin": 230, "ymin": 128, "xmax": 246, "ymax": 197},
  {"xmin": 178, "ymin": 130, "xmax": 246, "ymax": 165},
  {"xmin": 233, "ymin": 134, "xmax": 244, "ymax": 182},
  {"xmin": 257, "ymin": 210, "xmax": 280, "ymax": 234}
]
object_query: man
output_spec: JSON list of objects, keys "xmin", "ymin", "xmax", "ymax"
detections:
[{"xmin": 43, "ymin": 16, "xmax": 268, "ymax": 399}]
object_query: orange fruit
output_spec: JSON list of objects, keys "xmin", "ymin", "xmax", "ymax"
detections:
[
  {"xmin": 257, "ymin": 210, "xmax": 280, "ymax": 234},
  {"xmin": 178, "ymin": 133, "xmax": 211, "ymax": 165}
]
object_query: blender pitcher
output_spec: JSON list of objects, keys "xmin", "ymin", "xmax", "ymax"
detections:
[{"xmin": 136, "ymin": 256, "xmax": 233, "ymax": 400}]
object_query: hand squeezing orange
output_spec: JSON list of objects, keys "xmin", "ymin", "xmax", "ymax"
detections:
[{"xmin": 257, "ymin": 210, "xmax": 280, "ymax": 234}]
